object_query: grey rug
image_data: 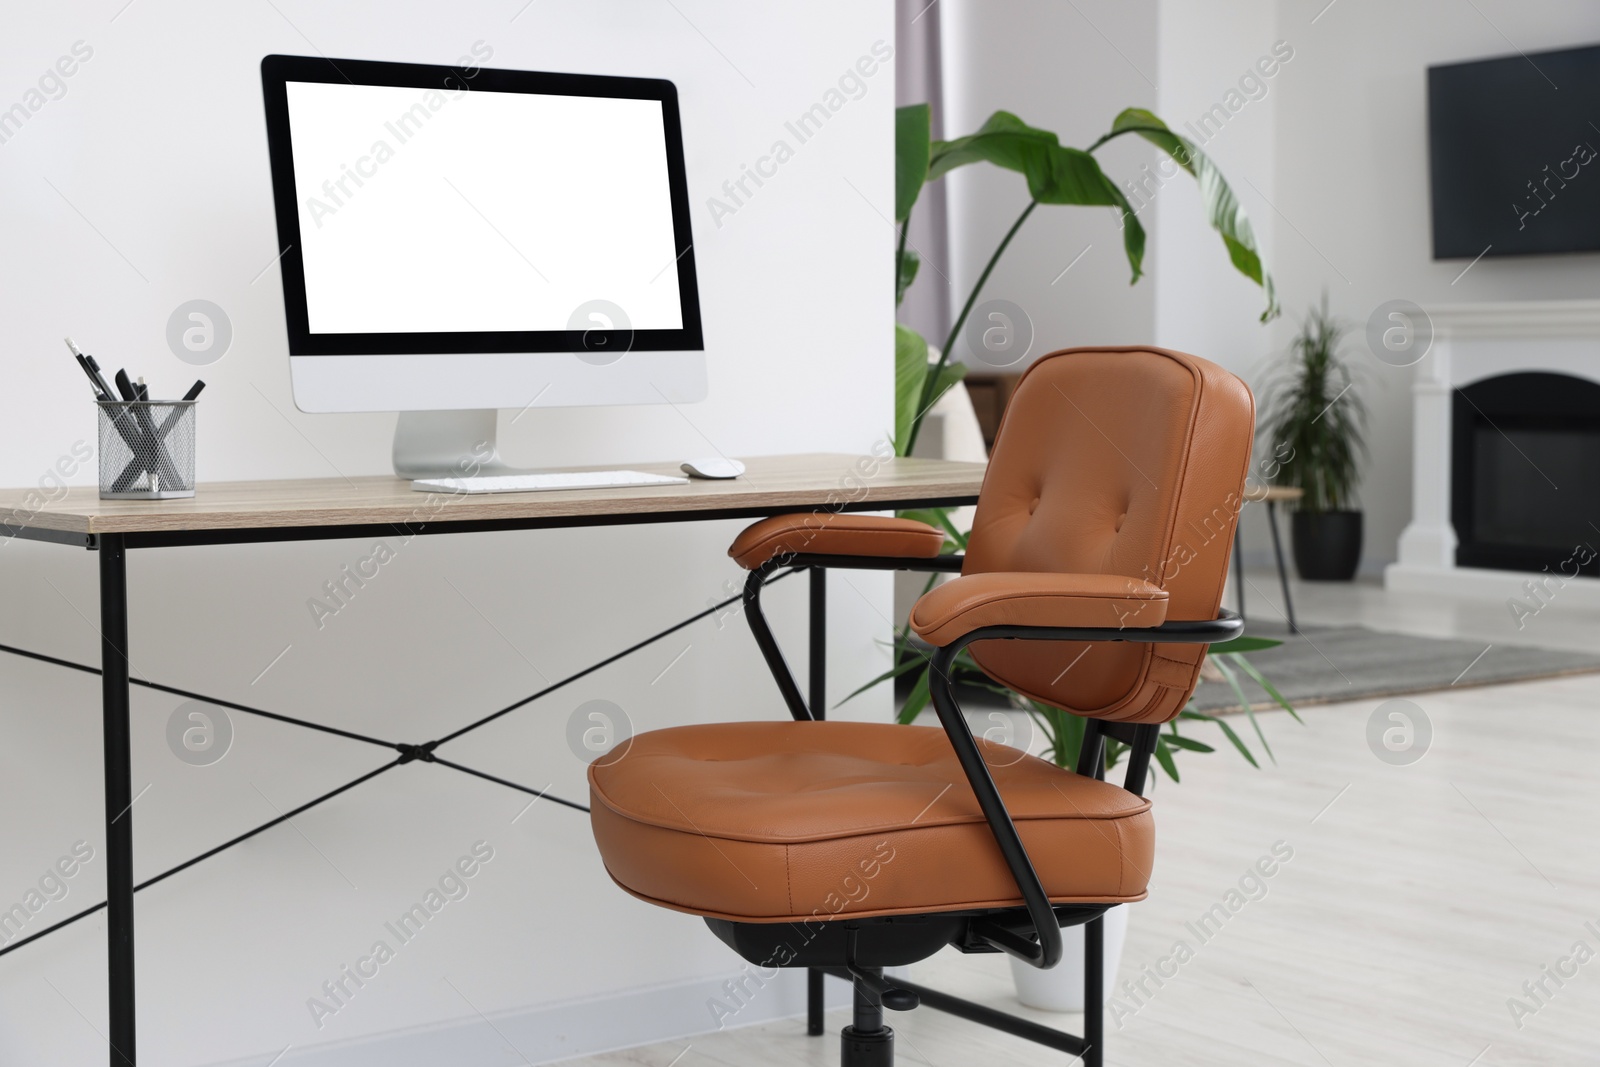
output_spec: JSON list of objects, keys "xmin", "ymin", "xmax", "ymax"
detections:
[{"xmin": 1193, "ymin": 623, "xmax": 1600, "ymax": 714}]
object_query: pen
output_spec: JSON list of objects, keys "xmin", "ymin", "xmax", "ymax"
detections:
[
  {"xmin": 65, "ymin": 338, "xmax": 195, "ymax": 492},
  {"xmin": 84, "ymin": 357, "xmax": 118, "ymax": 405},
  {"xmin": 63, "ymin": 338, "xmax": 163, "ymax": 491},
  {"xmin": 98, "ymin": 353, "xmax": 179, "ymax": 488},
  {"xmin": 65, "ymin": 340, "xmax": 111, "ymax": 400},
  {"xmin": 151, "ymin": 380, "xmax": 205, "ymax": 438},
  {"xmin": 73, "ymin": 353, "xmax": 112, "ymax": 400},
  {"xmin": 120, "ymin": 379, "xmax": 203, "ymax": 492},
  {"xmin": 67, "ymin": 339, "xmax": 153, "ymax": 490},
  {"xmin": 66, "ymin": 341, "xmax": 119, "ymax": 404},
  {"xmin": 113, "ymin": 367, "xmax": 167, "ymax": 460}
]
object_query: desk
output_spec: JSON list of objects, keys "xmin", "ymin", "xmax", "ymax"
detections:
[{"xmin": 0, "ymin": 453, "xmax": 986, "ymax": 1067}]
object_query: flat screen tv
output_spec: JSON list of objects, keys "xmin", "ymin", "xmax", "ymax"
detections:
[{"xmin": 1428, "ymin": 43, "xmax": 1600, "ymax": 259}]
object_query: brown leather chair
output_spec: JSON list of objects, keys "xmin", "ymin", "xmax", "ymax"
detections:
[{"xmin": 589, "ymin": 347, "xmax": 1253, "ymax": 1067}]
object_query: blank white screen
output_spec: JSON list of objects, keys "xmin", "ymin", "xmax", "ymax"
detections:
[{"xmin": 284, "ymin": 81, "xmax": 684, "ymax": 335}]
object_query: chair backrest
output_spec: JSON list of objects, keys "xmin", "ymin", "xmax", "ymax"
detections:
[{"xmin": 962, "ymin": 346, "xmax": 1254, "ymax": 724}]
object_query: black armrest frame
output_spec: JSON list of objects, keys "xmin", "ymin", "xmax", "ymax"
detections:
[
  {"xmin": 741, "ymin": 552, "xmax": 1243, "ymax": 969},
  {"xmin": 742, "ymin": 552, "xmax": 963, "ymax": 722},
  {"xmin": 926, "ymin": 610, "xmax": 1242, "ymax": 968}
]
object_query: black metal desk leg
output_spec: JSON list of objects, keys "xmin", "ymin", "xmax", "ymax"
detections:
[
  {"xmin": 1266, "ymin": 501, "xmax": 1298, "ymax": 634},
  {"xmin": 807, "ymin": 565, "xmax": 827, "ymax": 1035},
  {"xmin": 1232, "ymin": 522, "xmax": 1246, "ymax": 621},
  {"xmin": 1083, "ymin": 915, "xmax": 1104, "ymax": 1067},
  {"xmin": 99, "ymin": 534, "xmax": 137, "ymax": 1066},
  {"xmin": 808, "ymin": 566, "xmax": 826, "ymax": 720}
]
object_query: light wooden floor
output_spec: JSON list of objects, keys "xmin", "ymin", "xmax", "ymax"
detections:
[{"xmin": 559, "ymin": 575, "xmax": 1600, "ymax": 1066}]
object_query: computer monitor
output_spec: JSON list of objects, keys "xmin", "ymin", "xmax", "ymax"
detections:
[{"xmin": 259, "ymin": 55, "xmax": 704, "ymax": 476}]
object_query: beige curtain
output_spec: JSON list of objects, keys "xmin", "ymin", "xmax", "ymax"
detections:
[{"xmin": 895, "ymin": 0, "xmax": 950, "ymax": 349}]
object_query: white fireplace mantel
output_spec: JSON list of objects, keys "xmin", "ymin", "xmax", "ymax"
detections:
[
  {"xmin": 1385, "ymin": 299, "xmax": 1600, "ymax": 604},
  {"xmin": 1422, "ymin": 299, "xmax": 1600, "ymax": 339}
]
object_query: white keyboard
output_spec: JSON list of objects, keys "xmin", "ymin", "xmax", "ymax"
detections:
[{"xmin": 411, "ymin": 470, "xmax": 690, "ymax": 495}]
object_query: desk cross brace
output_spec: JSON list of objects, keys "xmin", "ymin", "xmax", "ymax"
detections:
[{"xmin": 0, "ymin": 567, "xmax": 800, "ymax": 964}]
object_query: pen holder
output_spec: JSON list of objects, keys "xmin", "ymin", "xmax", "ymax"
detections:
[{"xmin": 98, "ymin": 400, "xmax": 197, "ymax": 499}]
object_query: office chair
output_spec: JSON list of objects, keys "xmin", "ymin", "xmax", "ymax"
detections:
[{"xmin": 589, "ymin": 347, "xmax": 1253, "ymax": 1066}]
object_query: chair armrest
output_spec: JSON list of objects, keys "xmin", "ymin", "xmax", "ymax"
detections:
[
  {"xmin": 909, "ymin": 572, "xmax": 1168, "ymax": 647},
  {"xmin": 728, "ymin": 513, "xmax": 945, "ymax": 570}
]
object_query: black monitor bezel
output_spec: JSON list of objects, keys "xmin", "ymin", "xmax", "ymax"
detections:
[{"xmin": 260, "ymin": 54, "xmax": 703, "ymax": 356}]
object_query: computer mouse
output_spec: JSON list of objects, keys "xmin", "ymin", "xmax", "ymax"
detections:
[{"xmin": 681, "ymin": 457, "xmax": 745, "ymax": 480}]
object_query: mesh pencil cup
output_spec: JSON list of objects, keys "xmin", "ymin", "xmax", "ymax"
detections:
[{"xmin": 98, "ymin": 400, "xmax": 197, "ymax": 499}]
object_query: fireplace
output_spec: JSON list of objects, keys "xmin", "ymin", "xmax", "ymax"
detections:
[
  {"xmin": 1387, "ymin": 300, "xmax": 1600, "ymax": 606},
  {"xmin": 1452, "ymin": 371, "xmax": 1600, "ymax": 574}
]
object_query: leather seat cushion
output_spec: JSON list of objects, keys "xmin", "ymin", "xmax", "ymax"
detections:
[{"xmin": 589, "ymin": 721, "xmax": 1154, "ymax": 923}]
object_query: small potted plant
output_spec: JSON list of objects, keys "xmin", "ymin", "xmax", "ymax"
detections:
[{"xmin": 1259, "ymin": 298, "xmax": 1368, "ymax": 580}]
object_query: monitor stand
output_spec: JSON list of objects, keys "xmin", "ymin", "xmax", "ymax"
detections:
[{"xmin": 392, "ymin": 409, "xmax": 525, "ymax": 479}]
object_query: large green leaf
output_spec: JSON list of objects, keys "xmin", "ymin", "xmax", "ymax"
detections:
[
  {"xmin": 1210, "ymin": 655, "xmax": 1276, "ymax": 764},
  {"xmin": 1208, "ymin": 636, "xmax": 1282, "ymax": 654},
  {"xmin": 929, "ymin": 111, "xmax": 1145, "ymax": 282},
  {"xmin": 835, "ymin": 648, "xmax": 930, "ymax": 708},
  {"xmin": 1105, "ymin": 182, "xmax": 1147, "ymax": 284},
  {"xmin": 896, "ymin": 104, "xmax": 931, "ymax": 223},
  {"xmin": 896, "ymin": 247, "xmax": 920, "ymax": 307},
  {"xmin": 1180, "ymin": 709, "xmax": 1261, "ymax": 768},
  {"xmin": 1102, "ymin": 108, "xmax": 1278, "ymax": 320},
  {"xmin": 893, "ymin": 325, "xmax": 929, "ymax": 455},
  {"xmin": 896, "ymin": 666, "xmax": 931, "ymax": 725},
  {"xmin": 1163, "ymin": 732, "xmax": 1216, "ymax": 754},
  {"xmin": 930, "ymin": 112, "xmax": 1099, "ymax": 194},
  {"xmin": 1153, "ymin": 736, "xmax": 1180, "ymax": 782},
  {"xmin": 925, "ymin": 359, "xmax": 967, "ymax": 423},
  {"xmin": 1226, "ymin": 651, "xmax": 1303, "ymax": 723}
]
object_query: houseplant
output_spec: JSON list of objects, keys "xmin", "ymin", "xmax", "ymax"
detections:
[
  {"xmin": 866, "ymin": 102, "xmax": 1295, "ymax": 1011},
  {"xmin": 881, "ymin": 99, "xmax": 1293, "ymax": 777},
  {"xmin": 1259, "ymin": 298, "xmax": 1368, "ymax": 580},
  {"xmin": 892, "ymin": 104, "xmax": 1279, "ymax": 458}
]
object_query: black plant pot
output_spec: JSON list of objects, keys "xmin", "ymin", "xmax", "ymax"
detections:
[{"xmin": 1291, "ymin": 510, "xmax": 1363, "ymax": 581}]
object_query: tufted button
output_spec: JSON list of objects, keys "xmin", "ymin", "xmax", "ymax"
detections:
[{"xmin": 1028, "ymin": 497, "xmax": 1040, "ymax": 514}]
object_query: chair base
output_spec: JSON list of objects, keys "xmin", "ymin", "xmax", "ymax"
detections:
[
  {"xmin": 705, "ymin": 913, "xmax": 970, "ymax": 970},
  {"xmin": 841, "ymin": 1023, "xmax": 894, "ymax": 1067},
  {"xmin": 709, "ymin": 908, "xmax": 1113, "ymax": 1067},
  {"xmin": 705, "ymin": 903, "xmax": 1110, "ymax": 971}
]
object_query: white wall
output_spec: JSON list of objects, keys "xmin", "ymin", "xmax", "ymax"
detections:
[
  {"xmin": 950, "ymin": 0, "xmax": 1600, "ymax": 576},
  {"xmin": 937, "ymin": 0, "xmax": 1282, "ymax": 575},
  {"xmin": 0, "ymin": 3, "xmax": 894, "ymax": 1064},
  {"xmin": 1151, "ymin": 1, "xmax": 1279, "ymax": 375},
  {"xmin": 1160, "ymin": 0, "xmax": 1600, "ymax": 574},
  {"xmin": 1152, "ymin": 0, "xmax": 1284, "ymax": 572},
  {"xmin": 939, "ymin": 0, "xmax": 1161, "ymax": 362}
]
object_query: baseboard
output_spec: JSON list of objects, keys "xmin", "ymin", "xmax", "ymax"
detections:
[{"xmin": 204, "ymin": 968, "xmax": 850, "ymax": 1067}]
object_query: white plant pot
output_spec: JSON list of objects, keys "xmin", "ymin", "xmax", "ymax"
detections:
[{"xmin": 1008, "ymin": 906, "xmax": 1130, "ymax": 1012}]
